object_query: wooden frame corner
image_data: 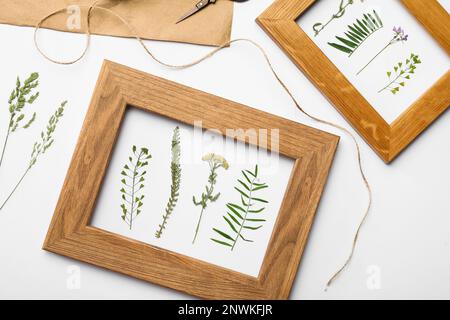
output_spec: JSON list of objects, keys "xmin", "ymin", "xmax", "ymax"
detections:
[{"xmin": 257, "ymin": 0, "xmax": 450, "ymax": 163}]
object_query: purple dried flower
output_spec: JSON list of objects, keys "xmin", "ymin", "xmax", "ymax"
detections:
[
  {"xmin": 358, "ymin": 26, "xmax": 410, "ymax": 75},
  {"xmin": 391, "ymin": 26, "xmax": 408, "ymax": 43}
]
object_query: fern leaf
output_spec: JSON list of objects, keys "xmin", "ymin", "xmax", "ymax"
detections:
[
  {"xmin": 328, "ymin": 10, "xmax": 384, "ymax": 56},
  {"xmin": 243, "ymin": 225, "xmax": 263, "ymax": 230},
  {"xmin": 335, "ymin": 36, "xmax": 358, "ymax": 49},
  {"xmin": 344, "ymin": 32, "xmax": 360, "ymax": 44},
  {"xmin": 227, "ymin": 204, "xmax": 244, "ymax": 220},
  {"xmin": 237, "ymin": 179, "xmax": 250, "ymax": 191},
  {"xmin": 373, "ymin": 10, "xmax": 383, "ymax": 27},
  {"xmin": 356, "ymin": 19, "xmax": 369, "ymax": 35},
  {"xmin": 227, "ymin": 213, "xmax": 242, "ymax": 226},
  {"xmin": 328, "ymin": 42, "xmax": 353, "ymax": 54},
  {"xmin": 211, "ymin": 165, "xmax": 269, "ymax": 251},
  {"xmin": 228, "ymin": 203, "xmax": 246, "ymax": 212},
  {"xmin": 213, "ymin": 228, "xmax": 234, "ymax": 241},
  {"xmin": 239, "ymin": 234, "xmax": 253, "ymax": 242},
  {"xmin": 211, "ymin": 239, "xmax": 232, "ymax": 247}
]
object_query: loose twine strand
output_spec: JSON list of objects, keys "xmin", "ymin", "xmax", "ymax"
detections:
[{"xmin": 33, "ymin": 0, "xmax": 372, "ymax": 289}]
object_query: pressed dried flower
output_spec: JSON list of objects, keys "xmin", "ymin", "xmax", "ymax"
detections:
[
  {"xmin": 211, "ymin": 165, "xmax": 269, "ymax": 251},
  {"xmin": 357, "ymin": 26, "xmax": 409, "ymax": 75},
  {"xmin": 202, "ymin": 153, "xmax": 229, "ymax": 169},
  {"xmin": 192, "ymin": 153, "xmax": 229, "ymax": 244}
]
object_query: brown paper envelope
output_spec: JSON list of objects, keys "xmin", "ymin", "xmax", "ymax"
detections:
[{"xmin": 0, "ymin": 0, "xmax": 233, "ymax": 46}]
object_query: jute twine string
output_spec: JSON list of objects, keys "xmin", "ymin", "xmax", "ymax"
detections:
[{"xmin": 33, "ymin": 0, "xmax": 372, "ymax": 289}]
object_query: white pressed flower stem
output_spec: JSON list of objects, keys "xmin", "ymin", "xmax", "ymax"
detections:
[{"xmin": 357, "ymin": 42, "xmax": 391, "ymax": 75}]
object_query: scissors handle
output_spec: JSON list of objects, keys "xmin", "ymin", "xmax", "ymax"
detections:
[
  {"xmin": 197, "ymin": 0, "xmax": 215, "ymax": 9},
  {"xmin": 176, "ymin": 0, "xmax": 250, "ymax": 24}
]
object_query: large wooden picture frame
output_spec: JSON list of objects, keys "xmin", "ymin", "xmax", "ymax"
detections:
[
  {"xmin": 43, "ymin": 60, "xmax": 339, "ymax": 299},
  {"xmin": 257, "ymin": 0, "xmax": 450, "ymax": 163}
]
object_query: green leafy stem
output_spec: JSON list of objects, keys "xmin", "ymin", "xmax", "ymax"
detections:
[
  {"xmin": 313, "ymin": 0, "xmax": 365, "ymax": 37},
  {"xmin": 0, "ymin": 101, "xmax": 68, "ymax": 210},
  {"xmin": 328, "ymin": 10, "xmax": 383, "ymax": 57},
  {"xmin": 156, "ymin": 127, "xmax": 181, "ymax": 239},
  {"xmin": 192, "ymin": 153, "xmax": 229, "ymax": 244},
  {"xmin": 120, "ymin": 145, "xmax": 151, "ymax": 230},
  {"xmin": 211, "ymin": 165, "xmax": 269, "ymax": 251},
  {"xmin": 0, "ymin": 73, "xmax": 40, "ymax": 170},
  {"xmin": 378, "ymin": 53, "xmax": 421, "ymax": 94}
]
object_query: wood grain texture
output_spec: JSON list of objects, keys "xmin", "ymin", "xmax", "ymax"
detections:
[
  {"xmin": 43, "ymin": 60, "xmax": 339, "ymax": 300},
  {"xmin": 257, "ymin": 0, "xmax": 450, "ymax": 163}
]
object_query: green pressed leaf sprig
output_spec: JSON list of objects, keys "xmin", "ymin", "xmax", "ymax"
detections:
[
  {"xmin": 313, "ymin": 0, "xmax": 365, "ymax": 37},
  {"xmin": 0, "ymin": 73, "xmax": 40, "ymax": 169},
  {"xmin": 328, "ymin": 10, "xmax": 383, "ymax": 56},
  {"xmin": 156, "ymin": 127, "xmax": 182, "ymax": 239},
  {"xmin": 120, "ymin": 145, "xmax": 151, "ymax": 230},
  {"xmin": 192, "ymin": 153, "xmax": 229, "ymax": 244},
  {"xmin": 211, "ymin": 165, "xmax": 269, "ymax": 251},
  {"xmin": 378, "ymin": 53, "xmax": 421, "ymax": 94},
  {"xmin": 0, "ymin": 101, "xmax": 68, "ymax": 210}
]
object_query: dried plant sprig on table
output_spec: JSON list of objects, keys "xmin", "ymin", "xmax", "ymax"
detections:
[
  {"xmin": 155, "ymin": 127, "xmax": 182, "ymax": 239},
  {"xmin": 211, "ymin": 165, "xmax": 269, "ymax": 251},
  {"xmin": 357, "ymin": 26, "xmax": 409, "ymax": 75},
  {"xmin": 120, "ymin": 145, "xmax": 151, "ymax": 230},
  {"xmin": 0, "ymin": 101, "xmax": 68, "ymax": 210},
  {"xmin": 0, "ymin": 73, "xmax": 40, "ymax": 169},
  {"xmin": 328, "ymin": 10, "xmax": 383, "ymax": 56},
  {"xmin": 313, "ymin": 0, "xmax": 365, "ymax": 36},
  {"xmin": 378, "ymin": 53, "xmax": 421, "ymax": 94},
  {"xmin": 192, "ymin": 153, "xmax": 229, "ymax": 244}
]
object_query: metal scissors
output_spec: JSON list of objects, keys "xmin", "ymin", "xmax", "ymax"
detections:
[{"xmin": 176, "ymin": 0, "xmax": 250, "ymax": 24}]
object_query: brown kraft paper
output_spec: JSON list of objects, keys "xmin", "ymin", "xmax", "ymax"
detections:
[{"xmin": 0, "ymin": 0, "xmax": 234, "ymax": 46}]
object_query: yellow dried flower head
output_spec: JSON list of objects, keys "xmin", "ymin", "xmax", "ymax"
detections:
[{"xmin": 202, "ymin": 153, "xmax": 229, "ymax": 170}]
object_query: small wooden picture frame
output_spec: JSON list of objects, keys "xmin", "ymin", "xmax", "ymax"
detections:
[
  {"xmin": 257, "ymin": 0, "xmax": 450, "ymax": 163},
  {"xmin": 43, "ymin": 61, "xmax": 339, "ymax": 299}
]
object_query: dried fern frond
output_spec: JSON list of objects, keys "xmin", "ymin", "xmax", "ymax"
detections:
[
  {"xmin": 328, "ymin": 10, "xmax": 383, "ymax": 56},
  {"xmin": 211, "ymin": 165, "xmax": 269, "ymax": 251}
]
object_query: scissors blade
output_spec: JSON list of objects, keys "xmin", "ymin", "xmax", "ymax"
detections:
[
  {"xmin": 175, "ymin": 6, "xmax": 200, "ymax": 24},
  {"xmin": 176, "ymin": 0, "xmax": 213, "ymax": 24}
]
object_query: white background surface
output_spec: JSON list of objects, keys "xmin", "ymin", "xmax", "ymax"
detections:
[{"xmin": 0, "ymin": 0, "xmax": 449, "ymax": 299}]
